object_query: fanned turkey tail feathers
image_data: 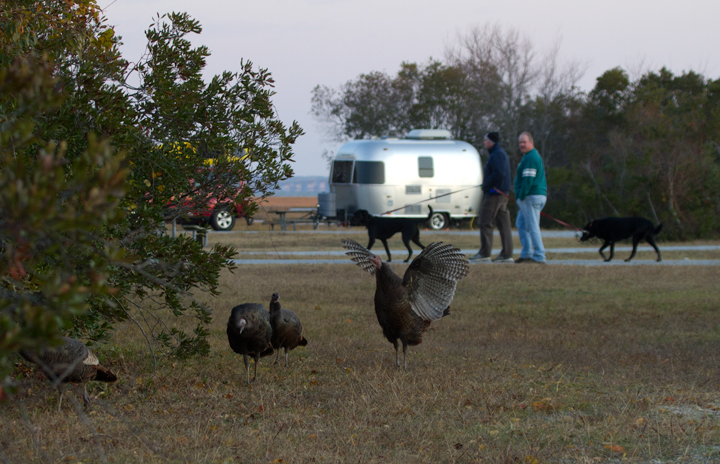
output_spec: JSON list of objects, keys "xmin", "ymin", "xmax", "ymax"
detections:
[
  {"xmin": 342, "ymin": 239, "xmax": 377, "ymax": 275},
  {"xmin": 402, "ymin": 242, "xmax": 469, "ymax": 321}
]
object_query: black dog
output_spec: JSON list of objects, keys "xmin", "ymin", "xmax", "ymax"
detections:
[
  {"xmin": 350, "ymin": 206, "xmax": 433, "ymax": 263},
  {"xmin": 580, "ymin": 217, "xmax": 663, "ymax": 262}
]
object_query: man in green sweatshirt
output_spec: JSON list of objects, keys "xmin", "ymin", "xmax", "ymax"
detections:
[{"xmin": 514, "ymin": 132, "xmax": 547, "ymax": 263}]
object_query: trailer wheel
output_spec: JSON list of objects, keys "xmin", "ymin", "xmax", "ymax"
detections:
[
  {"xmin": 428, "ymin": 212, "xmax": 449, "ymax": 230},
  {"xmin": 209, "ymin": 209, "xmax": 236, "ymax": 231}
]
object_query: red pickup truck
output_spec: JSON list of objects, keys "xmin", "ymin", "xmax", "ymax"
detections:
[
  {"xmin": 166, "ymin": 149, "xmax": 251, "ymax": 231},
  {"xmin": 174, "ymin": 197, "xmax": 248, "ymax": 231}
]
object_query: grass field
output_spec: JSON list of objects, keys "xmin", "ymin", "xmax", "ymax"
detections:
[{"xmin": 3, "ymin": 229, "xmax": 720, "ymax": 463}]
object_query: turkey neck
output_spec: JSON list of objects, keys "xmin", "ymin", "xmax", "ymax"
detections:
[
  {"xmin": 269, "ymin": 301, "xmax": 282, "ymax": 321},
  {"xmin": 375, "ymin": 263, "xmax": 405, "ymax": 299}
]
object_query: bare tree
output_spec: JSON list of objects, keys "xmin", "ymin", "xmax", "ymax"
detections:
[
  {"xmin": 446, "ymin": 24, "xmax": 539, "ymax": 160},
  {"xmin": 624, "ymin": 54, "xmax": 653, "ymax": 82},
  {"xmin": 446, "ymin": 25, "xmax": 586, "ymax": 167},
  {"xmin": 537, "ymin": 38, "xmax": 584, "ymax": 101},
  {"xmin": 533, "ymin": 37, "xmax": 587, "ymax": 165},
  {"xmin": 313, "ymin": 24, "xmax": 585, "ymax": 169},
  {"xmin": 310, "ymin": 85, "xmax": 348, "ymax": 143}
]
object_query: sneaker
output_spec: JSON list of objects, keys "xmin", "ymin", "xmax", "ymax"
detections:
[
  {"xmin": 514, "ymin": 257, "xmax": 531, "ymax": 264},
  {"xmin": 469, "ymin": 253, "xmax": 491, "ymax": 262},
  {"xmin": 492, "ymin": 255, "xmax": 514, "ymax": 263}
]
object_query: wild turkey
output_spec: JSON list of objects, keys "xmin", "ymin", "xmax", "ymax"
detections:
[
  {"xmin": 343, "ymin": 239, "xmax": 468, "ymax": 371},
  {"xmin": 20, "ymin": 337, "xmax": 117, "ymax": 411},
  {"xmin": 269, "ymin": 293, "xmax": 308, "ymax": 367},
  {"xmin": 227, "ymin": 303, "xmax": 274, "ymax": 384}
]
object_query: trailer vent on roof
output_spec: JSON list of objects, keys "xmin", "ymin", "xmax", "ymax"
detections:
[{"xmin": 406, "ymin": 129, "xmax": 452, "ymax": 140}]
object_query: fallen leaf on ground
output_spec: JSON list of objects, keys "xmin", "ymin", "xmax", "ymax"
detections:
[{"xmin": 604, "ymin": 445, "xmax": 625, "ymax": 453}]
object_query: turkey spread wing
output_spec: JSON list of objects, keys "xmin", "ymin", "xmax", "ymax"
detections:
[
  {"xmin": 402, "ymin": 242, "xmax": 469, "ymax": 321},
  {"xmin": 342, "ymin": 239, "xmax": 377, "ymax": 276}
]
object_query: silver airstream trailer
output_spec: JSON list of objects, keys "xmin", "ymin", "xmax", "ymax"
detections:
[{"xmin": 322, "ymin": 129, "xmax": 483, "ymax": 229}]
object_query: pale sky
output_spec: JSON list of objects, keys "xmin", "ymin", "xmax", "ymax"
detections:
[{"xmin": 103, "ymin": 0, "xmax": 719, "ymax": 177}]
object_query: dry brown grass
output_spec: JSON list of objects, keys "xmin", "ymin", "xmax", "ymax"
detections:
[
  {"xmin": 252, "ymin": 196, "xmax": 319, "ymax": 211},
  {"xmin": 3, "ymin": 233, "xmax": 720, "ymax": 463}
]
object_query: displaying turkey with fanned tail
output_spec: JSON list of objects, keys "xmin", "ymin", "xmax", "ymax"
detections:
[
  {"xmin": 342, "ymin": 239, "xmax": 468, "ymax": 371},
  {"xmin": 20, "ymin": 337, "xmax": 117, "ymax": 411},
  {"xmin": 269, "ymin": 293, "xmax": 308, "ymax": 367},
  {"xmin": 227, "ymin": 303, "xmax": 274, "ymax": 384}
]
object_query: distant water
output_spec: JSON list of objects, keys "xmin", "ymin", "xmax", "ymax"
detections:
[{"xmin": 273, "ymin": 175, "xmax": 328, "ymax": 196}]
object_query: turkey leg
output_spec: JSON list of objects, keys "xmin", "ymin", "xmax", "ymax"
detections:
[
  {"xmin": 402, "ymin": 342, "xmax": 409, "ymax": 372},
  {"xmin": 243, "ymin": 355, "xmax": 250, "ymax": 384}
]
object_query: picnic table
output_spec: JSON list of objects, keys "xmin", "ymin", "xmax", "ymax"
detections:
[{"xmin": 271, "ymin": 207, "xmax": 320, "ymax": 231}]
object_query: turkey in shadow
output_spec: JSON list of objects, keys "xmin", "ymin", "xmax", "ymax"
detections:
[
  {"xmin": 227, "ymin": 303, "xmax": 274, "ymax": 384},
  {"xmin": 269, "ymin": 293, "xmax": 308, "ymax": 367},
  {"xmin": 342, "ymin": 239, "xmax": 468, "ymax": 371},
  {"xmin": 20, "ymin": 337, "xmax": 117, "ymax": 411}
]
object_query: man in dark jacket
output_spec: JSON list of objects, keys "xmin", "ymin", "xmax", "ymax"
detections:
[{"xmin": 470, "ymin": 132, "xmax": 513, "ymax": 262}]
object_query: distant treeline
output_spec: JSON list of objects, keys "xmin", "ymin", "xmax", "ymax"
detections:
[{"xmin": 312, "ymin": 25, "xmax": 720, "ymax": 239}]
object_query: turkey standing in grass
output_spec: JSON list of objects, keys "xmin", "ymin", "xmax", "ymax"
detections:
[
  {"xmin": 342, "ymin": 239, "xmax": 468, "ymax": 371},
  {"xmin": 269, "ymin": 293, "xmax": 308, "ymax": 367},
  {"xmin": 227, "ymin": 303, "xmax": 274, "ymax": 384},
  {"xmin": 20, "ymin": 337, "xmax": 117, "ymax": 411}
]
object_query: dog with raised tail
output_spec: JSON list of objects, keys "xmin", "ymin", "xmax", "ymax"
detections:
[{"xmin": 580, "ymin": 217, "xmax": 663, "ymax": 262}]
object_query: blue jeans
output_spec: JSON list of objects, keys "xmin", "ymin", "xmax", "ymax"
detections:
[{"xmin": 516, "ymin": 195, "xmax": 547, "ymax": 262}]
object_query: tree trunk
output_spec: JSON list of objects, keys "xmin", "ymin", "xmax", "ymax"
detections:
[
  {"xmin": 667, "ymin": 171, "xmax": 683, "ymax": 234},
  {"xmin": 585, "ymin": 162, "xmax": 619, "ymax": 216},
  {"xmin": 646, "ymin": 191, "xmax": 660, "ymax": 226}
]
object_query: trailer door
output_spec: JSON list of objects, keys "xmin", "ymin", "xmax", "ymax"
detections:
[
  {"xmin": 353, "ymin": 161, "xmax": 395, "ymax": 214},
  {"xmin": 330, "ymin": 160, "xmax": 355, "ymax": 219}
]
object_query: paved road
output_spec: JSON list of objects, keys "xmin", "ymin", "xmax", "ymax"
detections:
[
  {"xmin": 211, "ymin": 229, "xmax": 719, "ymax": 266},
  {"xmin": 214, "ymin": 229, "xmax": 581, "ymax": 238}
]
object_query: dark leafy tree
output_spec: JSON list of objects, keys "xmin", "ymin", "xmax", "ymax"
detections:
[
  {"xmin": 312, "ymin": 60, "xmax": 482, "ymax": 143},
  {"xmin": 1, "ymin": 0, "xmax": 303, "ymax": 378},
  {"xmin": 408, "ymin": 61, "xmax": 480, "ymax": 145},
  {"xmin": 556, "ymin": 67, "xmax": 720, "ymax": 238},
  {"xmin": 0, "ymin": 54, "xmax": 127, "ymax": 377},
  {"xmin": 311, "ymin": 68, "xmax": 414, "ymax": 141}
]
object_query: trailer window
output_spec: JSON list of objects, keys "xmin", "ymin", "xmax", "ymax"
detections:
[
  {"xmin": 406, "ymin": 185, "xmax": 421, "ymax": 195},
  {"xmin": 418, "ymin": 157, "xmax": 434, "ymax": 178},
  {"xmin": 331, "ymin": 160, "xmax": 353, "ymax": 184},
  {"xmin": 353, "ymin": 161, "xmax": 385, "ymax": 184}
]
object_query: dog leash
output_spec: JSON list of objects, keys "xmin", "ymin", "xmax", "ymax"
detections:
[
  {"xmin": 377, "ymin": 185, "xmax": 583, "ymax": 232},
  {"xmin": 491, "ymin": 188, "xmax": 583, "ymax": 232},
  {"xmin": 379, "ymin": 185, "xmax": 482, "ymax": 216}
]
